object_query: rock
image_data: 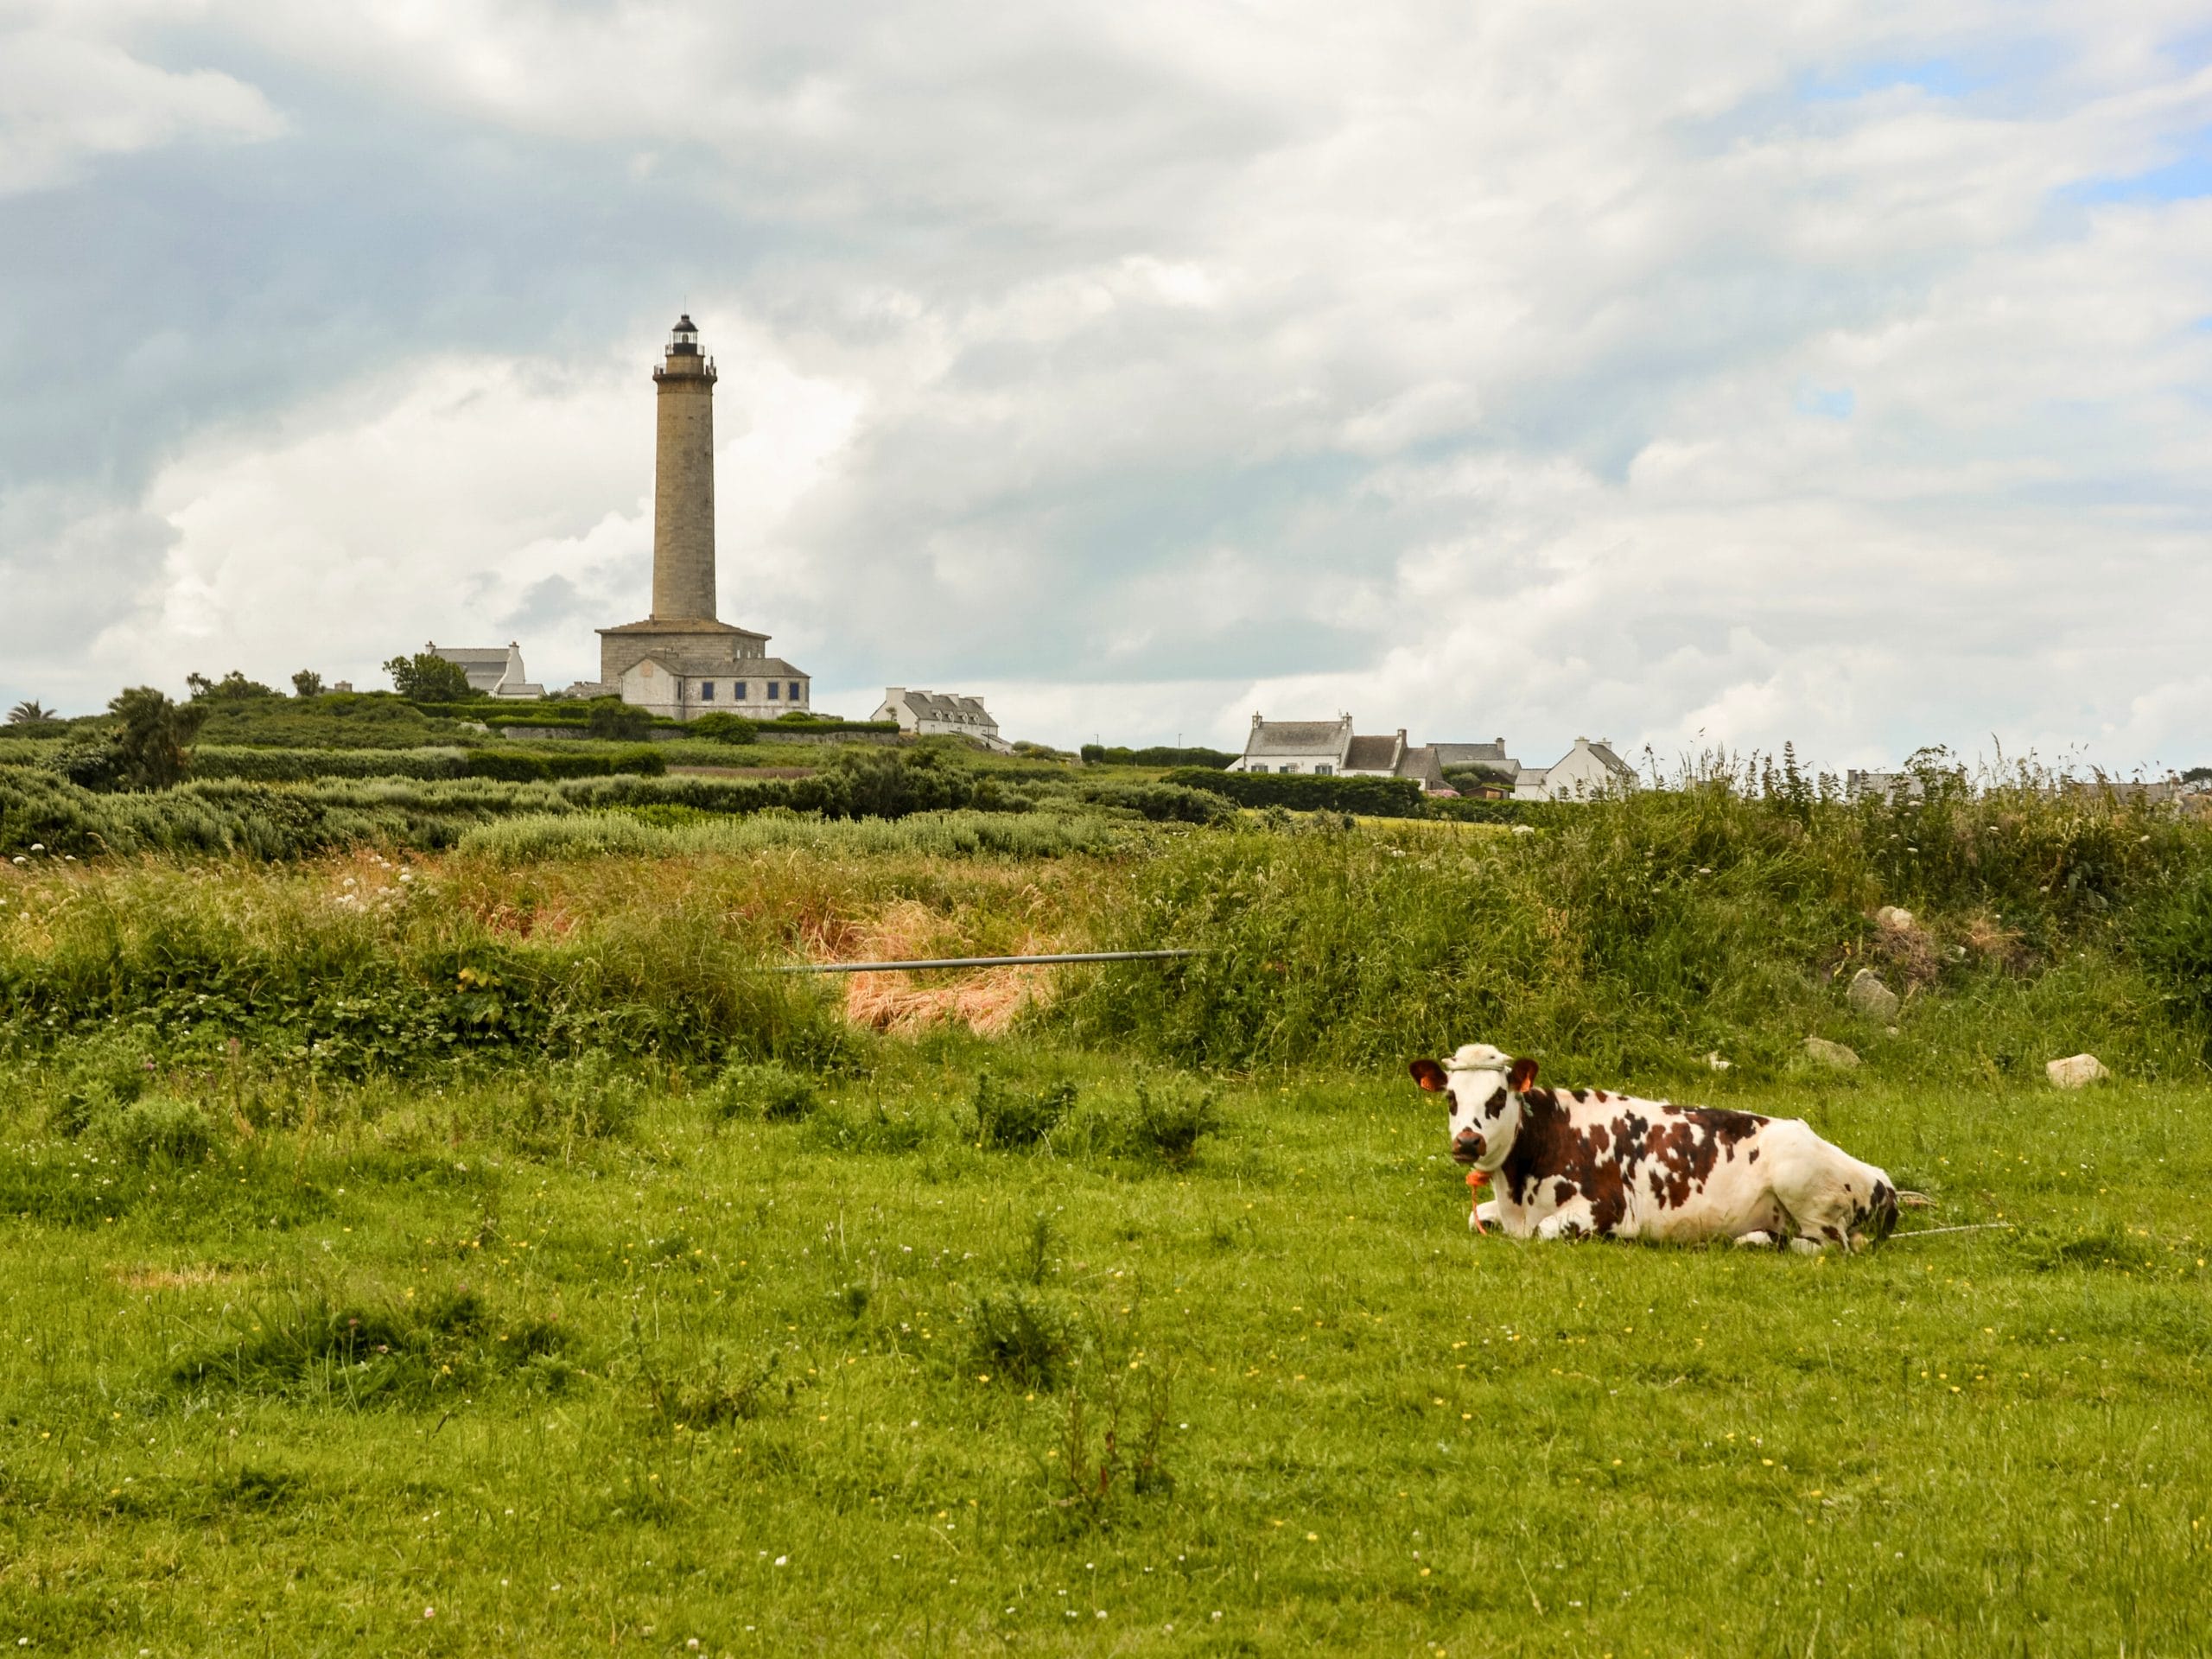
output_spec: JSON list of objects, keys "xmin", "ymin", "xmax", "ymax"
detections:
[
  {"xmin": 1846, "ymin": 969, "xmax": 1900, "ymax": 1022},
  {"xmin": 1803, "ymin": 1036, "xmax": 1860, "ymax": 1069},
  {"xmin": 2046, "ymin": 1053, "xmax": 2110, "ymax": 1089},
  {"xmin": 1875, "ymin": 906, "xmax": 1915, "ymax": 931}
]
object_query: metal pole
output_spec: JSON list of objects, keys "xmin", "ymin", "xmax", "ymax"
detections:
[{"xmin": 772, "ymin": 948, "xmax": 1204, "ymax": 975}]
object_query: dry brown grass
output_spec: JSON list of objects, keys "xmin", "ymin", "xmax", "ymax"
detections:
[{"xmin": 830, "ymin": 899, "xmax": 1063, "ymax": 1036}]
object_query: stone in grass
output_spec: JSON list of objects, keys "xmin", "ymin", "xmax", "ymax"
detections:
[
  {"xmin": 2046, "ymin": 1053, "xmax": 2110, "ymax": 1089},
  {"xmin": 1874, "ymin": 906, "xmax": 1915, "ymax": 931},
  {"xmin": 1846, "ymin": 968, "xmax": 1900, "ymax": 1022},
  {"xmin": 1803, "ymin": 1036, "xmax": 1860, "ymax": 1069}
]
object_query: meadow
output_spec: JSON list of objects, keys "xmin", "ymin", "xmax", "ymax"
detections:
[{"xmin": 3, "ymin": 740, "xmax": 2210, "ymax": 1655}]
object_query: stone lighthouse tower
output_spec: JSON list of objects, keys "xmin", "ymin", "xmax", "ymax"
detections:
[
  {"xmin": 650, "ymin": 314, "xmax": 718, "ymax": 621},
  {"xmin": 595, "ymin": 315, "xmax": 811, "ymax": 718}
]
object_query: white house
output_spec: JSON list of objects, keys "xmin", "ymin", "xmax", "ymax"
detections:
[
  {"xmin": 427, "ymin": 641, "xmax": 543, "ymax": 700},
  {"xmin": 874, "ymin": 688, "xmax": 1011, "ymax": 753},
  {"xmin": 1230, "ymin": 715, "xmax": 1450, "ymax": 791},
  {"xmin": 1513, "ymin": 738, "xmax": 1637, "ymax": 802},
  {"xmin": 612, "ymin": 654, "xmax": 810, "ymax": 721}
]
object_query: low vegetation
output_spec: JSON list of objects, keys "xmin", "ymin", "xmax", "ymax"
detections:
[{"xmin": 1, "ymin": 734, "xmax": 2209, "ymax": 1651}]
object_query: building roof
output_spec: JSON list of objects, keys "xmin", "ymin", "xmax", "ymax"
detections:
[
  {"xmin": 886, "ymin": 689, "xmax": 997, "ymax": 725},
  {"xmin": 628, "ymin": 653, "xmax": 809, "ymax": 681},
  {"xmin": 1397, "ymin": 746, "xmax": 1449, "ymax": 791},
  {"xmin": 1585, "ymin": 741, "xmax": 1633, "ymax": 777},
  {"xmin": 1342, "ymin": 734, "xmax": 1402, "ymax": 772},
  {"xmin": 598, "ymin": 617, "xmax": 766, "ymax": 640},
  {"xmin": 1431, "ymin": 741, "xmax": 1521, "ymax": 773},
  {"xmin": 1245, "ymin": 716, "xmax": 1351, "ymax": 757}
]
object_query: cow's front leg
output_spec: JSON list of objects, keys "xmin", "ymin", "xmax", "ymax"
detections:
[
  {"xmin": 1470, "ymin": 1199, "xmax": 1499, "ymax": 1233},
  {"xmin": 1534, "ymin": 1210, "xmax": 1594, "ymax": 1241},
  {"xmin": 1732, "ymin": 1230, "xmax": 1783, "ymax": 1249}
]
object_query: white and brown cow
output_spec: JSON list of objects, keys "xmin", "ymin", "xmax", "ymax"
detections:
[{"xmin": 1409, "ymin": 1043, "xmax": 1902, "ymax": 1251}]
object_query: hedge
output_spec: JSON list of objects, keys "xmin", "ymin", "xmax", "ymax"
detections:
[
  {"xmin": 1081, "ymin": 744, "xmax": 1236, "ymax": 770},
  {"xmin": 1162, "ymin": 767, "xmax": 1427, "ymax": 817},
  {"xmin": 190, "ymin": 746, "xmax": 667, "ymax": 784}
]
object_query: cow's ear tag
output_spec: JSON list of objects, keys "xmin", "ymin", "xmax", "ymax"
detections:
[
  {"xmin": 1408, "ymin": 1059, "xmax": 1449, "ymax": 1093},
  {"xmin": 1507, "ymin": 1056, "xmax": 1540, "ymax": 1093}
]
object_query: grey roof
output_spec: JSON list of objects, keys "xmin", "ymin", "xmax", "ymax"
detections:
[
  {"xmin": 1245, "ymin": 717, "xmax": 1350, "ymax": 757},
  {"xmin": 1586, "ymin": 742, "xmax": 1634, "ymax": 777},
  {"xmin": 599, "ymin": 617, "xmax": 767, "ymax": 641},
  {"xmin": 633, "ymin": 653, "xmax": 808, "ymax": 681},
  {"xmin": 1431, "ymin": 741, "xmax": 1521, "ymax": 773},
  {"xmin": 1342, "ymin": 734, "xmax": 1402, "ymax": 772},
  {"xmin": 888, "ymin": 689, "xmax": 997, "ymax": 726},
  {"xmin": 1396, "ymin": 746, "xmax": 1448, "ymax": 791}
]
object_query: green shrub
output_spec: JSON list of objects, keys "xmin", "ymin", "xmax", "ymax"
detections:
[
  {"xmin": 974, "ymin": 1072, "xmax": 1076, "ymax": 1148},
  {"xmin": 103, "ymin": 1096, "xmax": 214, "ymax": 1165},
  {"xmin": 970, "ymin": 1288, "xmax": 1073, "ymax": 1389},
  {"xmin": 1081, "ymin": 744, "xmax": 1237, "ymax": 770},
  {"xmin": 714, "ymin": 1060, "xmax": 819, "ymax": 1122},
  {"xmin": 171, "ymin": 1286, "xmax": 563, "ymax": 1408},
  {"xmin": 690, "ymin": 713, "xmax": 761, "ymax": 744},
  {"xmin": 800, "ymin": 1098, "xmax": 935, "ymax": 1154},
  {"xmin": 1125, "ymin": 1079, "xmax": 1221, "ymax": 1166},
  {"xmin": 1163, "ymin": 766, "xmax": 1427, "ymax": 817}
]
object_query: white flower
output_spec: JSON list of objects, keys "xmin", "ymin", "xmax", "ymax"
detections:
[
  {"xmin": 29, "ymin": 843, "xmax": 43, "ymax": 852},
  {"xmin": 774, "ymin": 1555, "xmax": 788, "ymax": 1567}
]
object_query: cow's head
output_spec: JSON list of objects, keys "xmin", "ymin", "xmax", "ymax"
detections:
[{"xmin": 1409, "ymin": 1042, "xmax": 1539, "ymax": 1173}]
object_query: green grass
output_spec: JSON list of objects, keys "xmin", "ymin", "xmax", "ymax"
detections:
[{"xmin": 2, "ymin": 1044, "xmax": 2206, "ymax": 1656}]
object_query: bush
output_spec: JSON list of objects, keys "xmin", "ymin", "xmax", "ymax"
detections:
[
  {"xmin": 974, "ymin": 1073, "xmax": 1076, "ymax": 1148},
  {"xmin": 109, "ymin": 686, "xmax": 207, "ymax": 790},
  {"xmin": 47, "ymin": 741, "xmax": 121, "ymax": 792},
  {"xmin": 103, "ymin": 1096, "xmax": 215, "ymax": 1165},
  {"xmin": 1126, "ymin": 1079, "xmax": 1221, "ymax": 1166},
  {"xmin": 384, "ymin": 652, "xmax": 477, "ymax": 702},
  {"xmin": 690, "ymin": 713, "xmax": 761, "ymax": 744},
  {"xmin": 1082, "ymin": 744, "xmax": 1237, "ymax": 770},
  {"xmin": 1163, "ymin": 767, "xmax": 1427, "ymax": 817},
  {"xmin": 714, "ymin": 1060, "xmax": 819, "ymax": 1122},
  {"xmin": 970, "ymin": 1288, "xmax": 1073, "ymax": 1389}
]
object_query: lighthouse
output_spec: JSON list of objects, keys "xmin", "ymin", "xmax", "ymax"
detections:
[
  {"xmin": 650, "ymin": 314, "xmax": 718, "ymax": 621},
  {"xmin": 595, "ymin": 315, "xmax": 811, "ymax": 718}
]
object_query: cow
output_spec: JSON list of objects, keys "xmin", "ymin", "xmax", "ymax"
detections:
[{"xmin": 1408, "ymin": 1043, "xmax": 1904, "ymax": 1251}]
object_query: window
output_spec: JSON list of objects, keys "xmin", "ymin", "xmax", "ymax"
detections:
[
  {"xmin": 1315, "ymin": 765, "xmax": 1332, "ymax": 776},
  {"xmin": 700, "ymin": 682, "xmax": 715, "ymax": 701},
  {"xmin": 734, "ymin": 681, "xmax": 747, "ymax": 701},
  {"xmin": 767, "ymin": 682, "xmax": 779, "ymax": 700},
  {"xmin": 789, "ymin": 682, "xmax": 801, "ymax": 702}
]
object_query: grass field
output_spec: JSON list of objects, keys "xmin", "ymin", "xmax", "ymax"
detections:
[
  {"xmin": 5, "ymin": 770, "xmax": 2212, "ymax": 1655},
  {"xmin": 3, "ymin": 1035, "xmax": 2207, "ymax": 1656}
]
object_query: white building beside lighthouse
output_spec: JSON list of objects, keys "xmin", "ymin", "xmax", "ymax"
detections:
[{"xmin": 588, "ymin": 315, "xmax": 812, "ymax": 719}]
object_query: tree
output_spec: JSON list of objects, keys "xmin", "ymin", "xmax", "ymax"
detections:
[
  {"xmin": 2184, "ymin": 766, "xmax": 2212, "ymax": 785},
  {"xmin": 6, "ymin": 699, "xmax": 53, "ymax": 725},
  {"xmin": 185, "ymin": 670, "xmax": 281, "ymax": 702},
  {"xmin": 291, "ymin": 670, "xmax": 325, "ymax": 698},
  {"xmin": 383, "ymin": 652, "xmax": 476, "ymax": 702},
  {"xmin": 107, "ymin": 687, "xmax": 207, "ymax": 791}
]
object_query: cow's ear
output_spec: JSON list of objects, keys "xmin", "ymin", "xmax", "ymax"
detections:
[
  {"xmin": 1408, "ymin": 1058, "xmax": 1449, "ymax": 1094},
  {"xmin": 1507, "ymin": 1056, "xmax": 1540, "ymax": 1093}
]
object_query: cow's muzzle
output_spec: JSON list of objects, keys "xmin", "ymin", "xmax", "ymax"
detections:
[{"xmin": 1452, "ymin": 1130, "xmax": 1487, "ymax": 1166}]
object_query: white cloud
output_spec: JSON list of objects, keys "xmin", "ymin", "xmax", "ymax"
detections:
[
  {"xmin": 5, "ymin": 0, "xmax": 2212, "ymax": 773},
  {"xmin": 0, "ymin": 9, "xmax": 282, "ymax": 193}
]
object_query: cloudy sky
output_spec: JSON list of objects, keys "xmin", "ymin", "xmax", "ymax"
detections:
[{"xmin": 3, "ymin": 1, "xmax": 2209, "ymax": 770}]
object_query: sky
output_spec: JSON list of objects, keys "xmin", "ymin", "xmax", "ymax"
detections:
[{"xmin": 3, "ymin": 1, "xmax": 2209, "ymax": 772}]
